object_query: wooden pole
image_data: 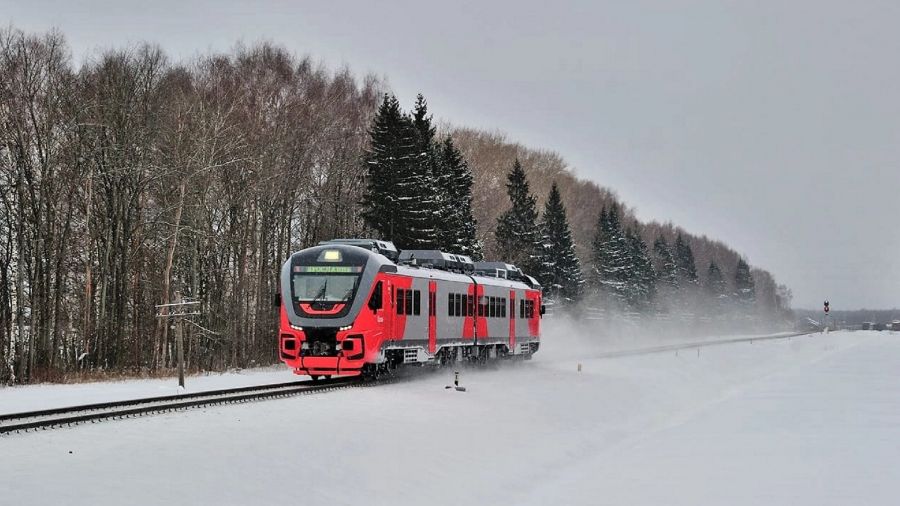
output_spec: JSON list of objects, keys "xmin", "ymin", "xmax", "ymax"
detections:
[{"xmin": 175, "ymin": 291, "xmax": 185, "ymax": 389}]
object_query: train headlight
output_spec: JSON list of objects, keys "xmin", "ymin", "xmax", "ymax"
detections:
[
  {"xmin": 290, "ymin": 324, "xmax": 303, "ymax": 331},
  {"xmin": 339, "ymin": 325, "xmax": 352, "ymax": 331}
]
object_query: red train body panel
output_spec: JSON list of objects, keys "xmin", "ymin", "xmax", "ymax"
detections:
[{"xmin": 277, "ymin": 244, "xmax": 542, "ymax": 377}]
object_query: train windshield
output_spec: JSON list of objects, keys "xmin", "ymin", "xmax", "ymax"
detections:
[{"xmin": 292, "ymin": 266, "xmax": 362, "ymax": 303}]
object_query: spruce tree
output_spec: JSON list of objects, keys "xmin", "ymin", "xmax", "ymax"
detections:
[
  {"xmin": 438, "ymin": 135, "xmax": 482, "ymax": 259},
  {"xmin": 537, "ymin": 182, "xmax": 584, "ymax": 303},
  {"xmin": 590, "ymin": 204, "xmax": 630, "ymax": 307},
  {"xmin": 705, "ymin": 260, "xmax": 727, "ymax": 298},
  {"xmin": 625, "ymin": 228, "xmax": 656, "ymax": 311},
  {"xmin": 495, "ymin": 159, "xmax": 541, "ymax": 275},
  {"xmin": 652, "ymin": 235, "xmax": 678, "ymax": 289},
  {"xmin": 734, "ymin": 258, "xmax": 756, "ymax": 305},
  {"xmin": 362, "ymin": 94, "xmax": 440, "ymax": 250},
  {"xmin": 673, "ymin": 233, "xmax": 699, "ymax": 287},
  {"xmin": 361, "ymin": 94, "xmax": 408, "ymax": 241},
  {"xmin": 400, "ymin": 95, "xmax": 441, "ymax": 249}
]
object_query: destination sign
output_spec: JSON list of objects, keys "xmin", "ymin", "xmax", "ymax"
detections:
[{"xmin": 294, "ymin": 265, "xmax": 363, "ymax": 274}]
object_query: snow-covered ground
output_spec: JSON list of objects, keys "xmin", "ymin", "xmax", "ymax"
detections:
[
  {"xmin": 0, "ymin": 366, "xmax": 298, "ymax": 414},
  {"xmin": 1, "ymin": 328, "xmax": 897, "ymax": 505}
]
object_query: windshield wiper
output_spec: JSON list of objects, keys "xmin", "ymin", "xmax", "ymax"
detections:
[{"xmin": 311, "ymin": 279, "xmax": 328, "ymax": 306}]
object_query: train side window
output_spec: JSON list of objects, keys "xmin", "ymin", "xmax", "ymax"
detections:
[
  {"xmin": 519, "ymin": 299, "xmax": 525, "ymax": 319},
  {"xmin": 405, "ymin": 289, "xmax": 413, "ymax": 315},
  {"xmin": 448, "ymin": 293, "xmax": 454, "ymax": 317},
  {"xmin": 413, "ymin": 290, "xmax": 421, "ymax": 316},
  {"xmin": 396, "ymin": 288, "xmax": 405, "ymax": 315},
  {"xmin": 368, "ymin": 281, "xmax": 383, "ymax": 311},
  {"xmin": 453, "ymin": 293, "xmax": 460, "ymax": 317},
  {"xmin": 501, "ymin": 298, "xmax": 506, "ymax": 318},
  {"xmin": 467, "ymin": 295, "xmax": 474, "ymax": 317}
]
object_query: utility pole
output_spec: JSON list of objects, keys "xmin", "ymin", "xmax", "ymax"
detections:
[
  {"xmin": 156, "ymin": 292, "xmax": 200, "ymax": 389},
  {"xmin": 175, "ymin": 291, "xmax": 185, "ymax": 388}
]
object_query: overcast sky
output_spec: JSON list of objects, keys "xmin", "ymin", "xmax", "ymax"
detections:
[{"xmin": 6, "ymin": 0, "xmax": 899, "ymax": 309}]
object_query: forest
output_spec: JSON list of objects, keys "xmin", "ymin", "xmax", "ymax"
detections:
[{"xmin": 0, "ymin": 27, "xmax": 792, "ymax": 383}]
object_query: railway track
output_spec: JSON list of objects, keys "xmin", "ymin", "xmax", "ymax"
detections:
[
  {"xmin": 0, "ymin": 376, "xmax": 363, "ymax": 435},
  {"xmin": 593, "ymin": 331, "xmax": 812, "ymax": 359}
]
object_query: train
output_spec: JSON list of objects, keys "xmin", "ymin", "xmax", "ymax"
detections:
[{"xmin": 276, "ymin": 239, "xmax": 543, "ymax": 379}]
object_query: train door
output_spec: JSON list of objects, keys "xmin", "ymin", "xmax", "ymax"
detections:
[
  {"xmin": 509, "ymin": 289, "xmax": 516, "ymax": 350},
  {"xmin": 428, "ymin": 280, "xmax": 437, "ymax": 354}
]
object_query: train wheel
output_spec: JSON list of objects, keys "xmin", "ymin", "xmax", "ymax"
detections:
[
  {"xmin": 310, "ymin": 375, "xmax": 321, "ymax": 382},
  {"xmin": 324, "ymin": 375, "xmax": 332, "ymax": 380}
]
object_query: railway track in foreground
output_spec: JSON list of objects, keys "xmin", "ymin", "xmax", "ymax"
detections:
[{"xmin": 0, "ymin": 376, "xmax": 365, "ymax": 435}]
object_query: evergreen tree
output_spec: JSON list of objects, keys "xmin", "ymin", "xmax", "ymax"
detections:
[
  {"xmin": 537, "ymin": 182, "xmax": 584, "ymax": 303},
  {"xmin": 437, "ymin": 135, "xmax": 482, "ymax": 259},
  {"xmin": 734, "ymin": 258, "xmax": 756, "ymax": 305},
  {"xmin": 705, "ymin": 260, "xmax": 729, "ymax": 314},
  {"xmin": 590, "ymin": 204, "xmax": 630, "ymax": 307},
  {"xmin": 412, "ymin": 93, "xmax": 436, "ymax": 146},
  {"xmin": 652, "ymin": 235, "xmax": 678, "ymax": 289},
  {"xmin": 361, "ymin": 94, "xmax": 408, "ymax": 241},
  {"xmin": 361, "ymin": 94, "xmax": 439, "ymax": 250},
  {"xmin": 673, "ymin": 233, "xmax": 699, "ymax": 287},
  {"xmin": 495, "ymin": 159, "xmax": 541, "ymax": 275},
  {"xmin": 625, "ymin": 228, "xmax": 656, "ymax": 311},
  {"xmin": 400, "ymin": 94, "xmax": 441, "ymax": 249},
  {"xmin": 705, "ymin": 260, "xmax": 728, "ymax": 298}
]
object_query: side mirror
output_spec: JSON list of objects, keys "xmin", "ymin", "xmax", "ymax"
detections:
[
  {"xmin": 540, "ymin": 304, "xmax": 546, "ymax": 316},
  {"xmin": 273, "ymin": 292, "xmax": 282, "ymax": 308}
]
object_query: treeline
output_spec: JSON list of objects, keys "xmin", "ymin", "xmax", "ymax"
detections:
[
  {"xmin": 357, "ymin": 94, "xmax": 792, "ymax": 329},
  {"xmin": 0, "ymin": 29, "xmax": 381, "ymax": 382},
  {"xmin": 0, "ymin": 27, "xmax": 791, "ymax": 383}
]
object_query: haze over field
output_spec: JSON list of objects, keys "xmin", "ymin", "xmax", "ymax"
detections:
[{"xmin": 5, "ymin": 0, "xmax": 899, "ymax": 309}]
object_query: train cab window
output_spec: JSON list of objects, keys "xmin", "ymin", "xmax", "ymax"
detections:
[
  {"xmin": 523, "ymin": 300, "xmax": 534, "ymax": 319},
  {"xmin": 413, "ymin": 290, "xmax": 421, "ymax": 316},
  {"xmin": 396, "ymin": 288, "xmax": 405, "ymax": 315},
  {"xmin": 368, "ymin": 281, "xmax": 383, "ymax": 311}
]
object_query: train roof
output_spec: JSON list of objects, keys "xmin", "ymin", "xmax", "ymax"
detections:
[
  {"xmin": 394, "ymin": 264, "xmax": 536, "ymax": 290},
  {"xmin": 291, "ymin": 242, "xmax": 540, "ymax": 291}
]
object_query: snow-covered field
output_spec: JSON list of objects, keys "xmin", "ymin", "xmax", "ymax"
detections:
[{"xmin": 2, "ymin": 328, "xmax": 898, "ymax": 505}]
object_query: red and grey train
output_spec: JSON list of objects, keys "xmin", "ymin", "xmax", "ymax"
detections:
[{"xmin": 277, "ymin": 239, "xmax": 543, "ymax": 378}]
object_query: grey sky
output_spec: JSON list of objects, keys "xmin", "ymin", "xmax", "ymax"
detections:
[{"xmin": 6, "ymin": 0, "xmax": 899, "ymax": 309}]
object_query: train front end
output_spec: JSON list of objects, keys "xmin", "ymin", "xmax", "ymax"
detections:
[{"xmin": 277, "ymin": 244, "xmax": 391, "ymax": 378}]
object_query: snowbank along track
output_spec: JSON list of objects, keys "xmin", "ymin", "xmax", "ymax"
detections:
[{"xmin": 0, "ymin": 376, "xmax": 384, "ymax": 435}]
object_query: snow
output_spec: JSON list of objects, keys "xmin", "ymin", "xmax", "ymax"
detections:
[
  {"xmin": 1, "ymin": 327, "xmax": 898, "ymax": 505},
  {"xmin": 0, "ymin": 366, "xmax": 297, "ymax": 413}
]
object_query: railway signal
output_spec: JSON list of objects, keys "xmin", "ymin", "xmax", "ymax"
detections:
[{"xmin": 824, "ymin": 300, "xmax": 830, "ymax": 313}]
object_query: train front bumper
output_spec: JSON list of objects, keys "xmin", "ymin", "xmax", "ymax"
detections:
[{"xmin": 279, "ymin": 332, "xmax": 367, "ymax": 377}]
